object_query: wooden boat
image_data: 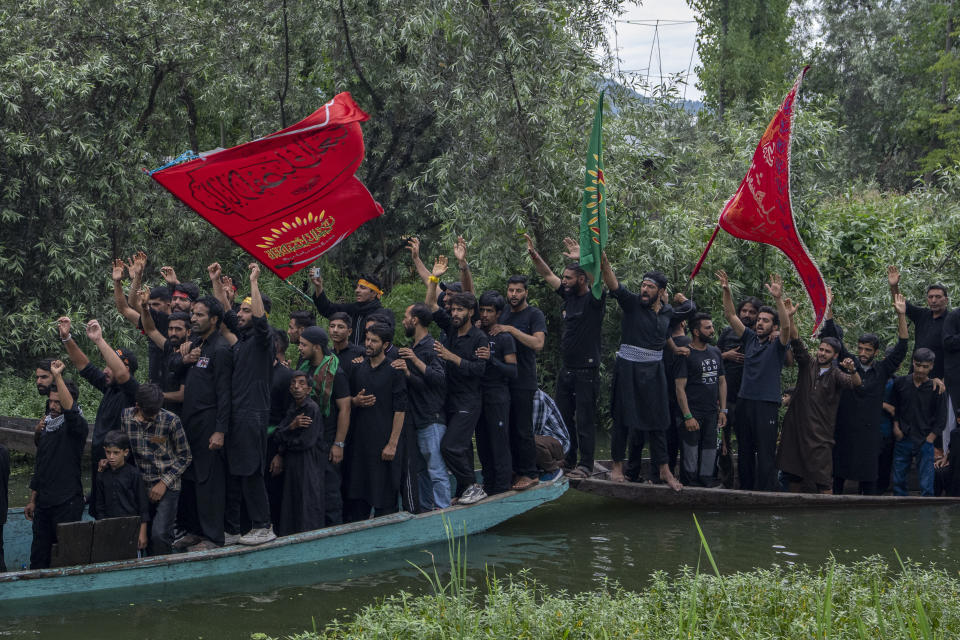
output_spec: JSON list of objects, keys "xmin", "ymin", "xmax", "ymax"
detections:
[
  {"xmin": 0, "ymin": 472, "xmax": 567, "ymax": 609},
  {"xmin": 570, "ymin": 461, "xmax": 960, "ymax": 508}
]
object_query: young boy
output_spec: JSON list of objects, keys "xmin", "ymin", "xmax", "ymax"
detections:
[
  {"xmin": 96, "ymin": 430, "xmax": 151, "ymax": 551},
  {"xmin": 891, "ymin": 348, "xmax": 948, "ymax": 496}
]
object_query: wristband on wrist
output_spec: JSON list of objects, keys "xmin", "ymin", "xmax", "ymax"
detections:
[
  {"xmin": 683, "ymin": 413, "xmax": 693, "ymax": 420},
  {"xmin": 61, "ymin": 334, "xmax": 72, "ymax": 343},
  {"xmin": 721, "ymin": 408, "xmax": 728, "ymax": 414},
  {"xmin": 428, "ymin": 275, "xmax": 439, "ymax": 283}
]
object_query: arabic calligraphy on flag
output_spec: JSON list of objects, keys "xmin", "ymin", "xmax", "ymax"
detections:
[{"xmin": 149, "ymin": 92, "xmax": 383, "ymax": 279}]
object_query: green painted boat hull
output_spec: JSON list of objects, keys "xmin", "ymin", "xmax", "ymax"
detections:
[{"xmin": 1, "ymin": 475, "xmax": 567, "ymax": 611}]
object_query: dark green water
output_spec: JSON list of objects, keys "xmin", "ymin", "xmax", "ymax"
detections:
[{"xmin": 5, "ymin": 487, "xmax": 960, "ymax": 640}]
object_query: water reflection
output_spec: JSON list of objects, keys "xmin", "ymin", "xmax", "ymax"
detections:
[{"xmin": 4, "ymin": 490, "xmax": 960, "ymax": 640}]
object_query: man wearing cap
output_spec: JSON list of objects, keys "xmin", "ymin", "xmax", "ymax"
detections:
[
  {"xmin": 296, "ymin": 325, "xmax": 352, "ymax": 526},
  {"xmin": 310, "ymin": 272, "xmax": 395, "ymax": 346},
  {"xmin": 58, "ymin": 316, "xmax": 139, "ymax": 517},
  {"xmin": 600, "ymin": 255, "xmax": 696, "ymax": 490}
]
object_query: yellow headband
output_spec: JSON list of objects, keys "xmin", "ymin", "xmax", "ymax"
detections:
[
  {"xmin": 241, "ymin": 296, "xmax": 269, "ymax": 317},
  {"xmin": 358, "ymin": 279, "xmax": 383, "ymax": 296}
]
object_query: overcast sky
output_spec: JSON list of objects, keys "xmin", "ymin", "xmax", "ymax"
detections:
[{"xmin": 608, "ymin": 2, "xmax": 703, "ymax": 102}]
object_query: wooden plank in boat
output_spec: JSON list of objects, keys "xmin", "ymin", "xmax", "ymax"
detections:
[
  {"xmin": 50, "ymin": 520, "xmax": 94, "ymax": 568},
  {"xmin": 90, "ymin": 517, "xmax": 140, "ymax": 563}
]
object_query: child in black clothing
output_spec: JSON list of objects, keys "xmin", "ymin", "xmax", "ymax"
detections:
[{"xmin": 96, "ymin": 430, "xmax": 151, "ymax": 550}]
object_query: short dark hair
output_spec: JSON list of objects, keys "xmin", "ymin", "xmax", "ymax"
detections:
[
  {"xmin": 857, "ymin": 333, "xmax": 880, "ymax": 350},
  {"xmin": 272, "ymin": 328, "xmax": 289, "ymax": 355},
  {"xmin": 168, "ymin": 311, "xmax": 190, "ymax": 327},
  {"xmin": 689, "ymin": 313, "xmax": 712, "ymax": 336},
  {"xmin": 37, "ymin": 358, "xmax": 54, "ymax": 373},
  {"xmin": 174, "ymin": 282, "xmax": 201, "ymax": 301},
  {"xmin": 506, "ymin": 275, "xmax": 528, "ymax": 288},
  {"xmin": 260, "ymin": 293, "xmax": 272, "ymax": 315},
  {"xmin": 736, "ymin": 297, "xmax": 763, "ymax": 315},
  {"xmin": 820, "ymin": 337, "xmax": 842, "ymax": 355},
  {"xmin": 365, "ymin": 322, "xmax": 393, "ymax": 344},
  {"xmin": 757, "ymin": 305, "xmax": 779, "ymax": 326},
  {"xmin": 478, "ymin": 290, "xmax": 506, "ymax": 313},
  {"xmin": 564, "ymin": 264, "xmax": 587, "ymax": 278},
  {"xmin": 449, "ymin": 291, "xmax": 477, "ymax": 311},
  {"xmin": 136, "ymin": 383, "xmax": 164, "ymax": 418},
  {"xmin": 289, "ymin": 370, "xmax": 310, "ymax": 386},
  {"xmin": 366, "ymin": 311, "xmax": 393, "ymax": 328},
  {"xmin": 913, "ymin": 347, "xmax": 936, "ymax": 363},
  {"xmin": 49, "ymin": 379, "xmax": 79, "ymax": 403},
  {"xmin": 329, "ymin": 311, "xmax": 352, "ymax": 328},
  {"xmin": 408, "ymin": 303, "xmax": 433, "ymax": 328},
  {"xmin": 103, "ymin": 430, "xmax": 131, "ymax": 450},
  {"xmin": 195, "ymin": 296, "xmax": 224, "ymax": 325},
  {"xmin": 289, "ymin": 310, "xmax": 316, "ymax": 329},
  {"xmin": 149, "ymin": 286, "xmax": 172, "ymax": 302},
  {"xmin": 927, "ymin": 283, "xmax": 948, "ymax": 297},
  {"xmin": 359, "ymin": 273, "xmax": 383, "ymax": 291}
]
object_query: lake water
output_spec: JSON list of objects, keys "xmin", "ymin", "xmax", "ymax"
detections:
[{"xmin": 4, "ymin": 486, "xmax": 960, "ymax": 640}]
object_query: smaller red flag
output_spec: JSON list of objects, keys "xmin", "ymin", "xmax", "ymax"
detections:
[
  {"xmin": 690, "ymin": 67, "xmax": 828, "ymax": 333},
  {"xmin": 150, "ymin": 93, "xmax": 383, "ymax": 279}
]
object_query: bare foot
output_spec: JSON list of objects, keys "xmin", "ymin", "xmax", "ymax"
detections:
[
  {"xmin": 610, "ymin": 461, "xmax": 626, "ymax": 483},
  {"xmin": 660, "ymin": 465, "xmax": 683, "ymax": 492}
]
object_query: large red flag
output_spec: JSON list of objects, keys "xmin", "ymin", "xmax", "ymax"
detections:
[
  {"xmin": 149, "ymin": 93, "xmax": 383, "ymax": 279},
  {"xmin": 690, "ymin": 67, "xmax": 827, "ymax": 333}
]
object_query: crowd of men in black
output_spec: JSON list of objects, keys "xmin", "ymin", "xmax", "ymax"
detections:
[{"xmin": 4, "ymin": 234, "xmax": 960, "ymax": 572}]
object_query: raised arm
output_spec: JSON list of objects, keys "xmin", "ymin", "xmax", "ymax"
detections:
[
  {"xmin": 406, "ymin": 237, "xmax": 432, "ymax": 285},
  {"xmin": 207, "ymin": 262, "xmax": 232, "ymax": 312},
  {"xmin": 248, "ymin": 262, "xmax": 265, "ymax": 318},
  {"xmin": 126, "ymin": 251, "xmax": 147, "ymax": 311},
  {"xmin": 49, "ymin": 359, "xmax": 73, "ymax": 412},
  {"xmin": 425, "ymin": 255, "xmax": 448, "ymax": 312},
  {"xmin": 85, "ymin": 319, "xmax": 131, "ymax": 384},
  {"xmin": 138, "ymin": 296, "xmax": 168, "ymax": 349},
  {"xmin": 600, "ymin": 251, "xmax": 619, "ymax": 292},
  {"xmin": 716, "ymin": 270, "xmax": 745, "ymax": 337},
  {"xmin": 524, "ymin": 234, "xmax": 561, "ymax": 290},
  {"xmin": 766, "ymin": 274, "xmax": 790, "ymax": 346},
  {"xmin": 887, "ymin": 265, "xmax": 901, "ymax": 303},
  {"xmin": 57, "ymin": 317, "xmax": 90, "ymax": 371},
  {"xmin": 453, "ymin": 236, "xmax": 475, "ymax": 296},
  {"xmin": 111, "ymin": 260, "xmax": 140, "ymax": 325},
  {"xmin": 894, "ymin": 293, "xmax": 909, "ymax": 341}
]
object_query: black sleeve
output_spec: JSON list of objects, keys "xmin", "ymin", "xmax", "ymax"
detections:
[
  {"xmin": 280, "ymin": 404, "xmax": 323, "ymax": 451},
  {"xmin": 457, "ymin": 333, "xmax": 487, "ymax": 378},
  {"xmin": 944, "ymin": 309, "xmax": 960, "ymax": 352},
  {"xmin": 531, "ymin": 308, "xmax": 547, "ymax": 336},
  {"xmin": 790, "ymin": 338, "xmax": 811, "ymax": 367},
  {"xmin": 432, "ymin": 308, "xmax": 453, "ymax": 334},
  {"xmin": 213, "ymin": 345, "xmax": 233, "ymax": 434},
  {"xmin": 136, "ymin": 471, "xmax": 152, "ymax": 523},
  {"xmin": 312, "ymin": 290, "xmax": 351, "ymax": 318},
  {"xmin": 63, "ymin": 406, "xmax": 89, "ymax": 440},
  {"xmin": 252, "ymin": 314, "xmax": 272, "ymax": 349},
  {"xmin": 881, "ymin": 338, "xmax": 909, "ymax": 378},
  {"xmin": 222, "ymin": 309, "xmax": 240, "ymax": 335},
  {"xmin": 609, "ymin": 284, "xmax": 637, "ymax": 310},
  {"xmin": 95, "ymin": 474, "xmax": 107, "ymax": 520},
  {"xmin": 820, "ymin": 319, "xmax": 855, "ymax": 365},
  {"xmin": 392, "ymin": 368, "xmax": 408, "ymax": 413},
  {"xmin": 332, "ymin": 369, "xmax": 350, "ymax": 400},
  {"xmin": 80, "ymin": 362, "xmax": 109, "ymax": 394},
  {"xmin": 672, "ymin": 298, "xmax": 698, "ymax": 321},
  {"xmin": 119, "ymin": 376, "xmax": 140, "ymax": 403}
]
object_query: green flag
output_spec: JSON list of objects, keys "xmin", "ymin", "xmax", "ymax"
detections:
[{"xmin": 579, "ymin": 91, "xmax": 607, "ymax": 299}]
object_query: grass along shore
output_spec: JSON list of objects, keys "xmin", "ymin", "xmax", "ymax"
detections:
[{"xmin": 256, "ymin": 519, "xmax": 960, "ymax": 640}]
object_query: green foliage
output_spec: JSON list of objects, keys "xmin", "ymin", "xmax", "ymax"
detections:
[{"xmin": 257, "ymin": 556, "xmax": 960, "ymax": 639}]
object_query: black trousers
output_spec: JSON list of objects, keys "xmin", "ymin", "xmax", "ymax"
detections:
[
  {"xmin": 876, "ymin": 434, "xmax": 895, "ymax": 494},
  {"xmin": 181, "ymin": 452, "xmax": 226, "ymax": 545},
  {"xmin": 265, "ymin": 432, "xmax": 284, "ymax": 527},
  {"xmin": 343, "ymin": 499, "xmax": 398, "ymax": 523},
  {"xmin": 556, "ymin": 367, "xmax": 598, "ymax": 472},
  {"xmin": 30, "ymin": 494, "xmax": 84, "ymax": 569},
  {"xmin": 440, "ymin": 407, "xmax": 481, "ymax": 497},
  {"xmin": 734, "ymin": 399, "xmax": 780, "ymax": 491},
  {"xmin": 624, "ymin": 429, "xmax": 668, "ymax": 481},
  {"xmin": 717, "ymin": 401, "xmax": 736, "ymax": 488},
  {"xmin": 508, "ymin": 388, "xmax": 538, "ymax": 479},
  {"xmin": 477, "ymin": 399, "xmax": 513, "ymax": 494},
  {"xmin": 88, "ymin": 443, "xmax": 105, "ymax": 519},
  {"xmin": 226, "ymin": 470, "xmax": 271, "ymax": 532},
  {"xmin": 398, "ymin": 421, "xmax": 420, "ymax": 514},
  {"xmin": 679, "ymin": 410, "xmax": 718, "ymax": 485},
  {"xmin": 666, "ymin": 406, "xmax": 681, "ymax": 475}
]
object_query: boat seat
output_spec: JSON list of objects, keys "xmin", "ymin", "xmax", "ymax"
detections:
[{"xmin": 51, "ymin": 517, "xmax": 140, "ymax": 568}]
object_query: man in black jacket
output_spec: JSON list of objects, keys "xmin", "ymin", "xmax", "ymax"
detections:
[
  {"xmin": 310, "ymin": 272, "xmax": 395, "ymax": 345},
  {"xmin": 26, "ymin": 361, "xmax": 88, "ymax": 569}
]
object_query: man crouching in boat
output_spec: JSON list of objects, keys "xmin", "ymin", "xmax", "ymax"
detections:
[{"xmin": 25, "ymin": 360, "xmax": 88, "ymax": 569}]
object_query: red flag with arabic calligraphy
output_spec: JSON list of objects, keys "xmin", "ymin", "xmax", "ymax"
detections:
[
  {"xmin": 149, "ymin": 93, "xmax": 383, "ymax": 279},
  {"xmin": 690, "ymin": 67, "xmax": 827, "ymax": 333}
]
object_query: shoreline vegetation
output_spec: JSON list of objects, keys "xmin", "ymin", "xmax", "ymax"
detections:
[{"xmin": 256, "ymin": 521, "xmax": 960, "ymax": 640}]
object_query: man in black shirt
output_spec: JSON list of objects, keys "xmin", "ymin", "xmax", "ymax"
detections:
[
  {"xmin": 344, "ymin": 323, "xmax": 408, "ymax": 521},
  {"xmin": 179, "ymin": 296, "xmax": 232, "ymax": 550},
  {"xmin": 891, "ymin": 348, "xmax": 947, "ymax": 496},
  {"xmin": 715, "ymin": 295, "xmax": 762, "ymax": 487},
  {"xmin": 675, "ymin": 313, "xmax": 727, "ymax": 487},
  {"xmin": 26, "ymin": 361, "xmax": 88, "ymax": 569},
  {"xmin": 329, "ymin": 312, "xmax": 365, "ymax": 378},
  {"xmin": 491, "ymin": 274, "xmax": 546, "ymax": 491},
  {"xmin": 476, "ymin": 291, "xmax": 518, "ymax": 495},
  {"xmin": 525, "ymin": 234, "xmax": 604, "ymax": 478},
  {"xmin": 311, "ymin": 272, "xmax": 395, "ymax": 345},
  {"xmin": 426, "ymin": 256, "xmax": 488, "ymax": 504},
  {"xmin": 395, "ymin": 303, "xmax": 450, "ymax": 510},
  {"xmin": 139, "ymin": 302, "xmax": 190, "ymax": 415},
  {"xmin": 888, "ymin": 266, "xmax": 950, "ymax": 380},
  {"xmin": 287, "ymin": 309, "xmax": 316, "ymax": 350},
  {"xmin": 718, "ymin": 270, "xmax": 791, "ymax": 491},
  {"xmin": 601, "ymin": 253, "xmax": 695, "ymax": 489},
  {"xmin": 267, "ymin": 331, "xmax": 293, "ymax": 525},
  {"xmin": 222, "ymin": 263, "xmax": 276, "ymax": 546},
  {"xmin": 662, "ymin": 313, "xmax": 692, "ymax": 479},
  {"xmin": 59, "ymin": 317, "xmax": 139, "ymax": 518}
]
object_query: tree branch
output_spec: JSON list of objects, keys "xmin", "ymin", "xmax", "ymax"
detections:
[{"xmin": 338, "ymin": 0, "xmax": 383, "ymax": 111}]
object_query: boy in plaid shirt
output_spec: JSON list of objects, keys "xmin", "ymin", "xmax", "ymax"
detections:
[{"xmin": 121, "ymin": 383, "xmax": 192, "ymax": 554}]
